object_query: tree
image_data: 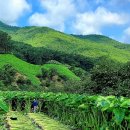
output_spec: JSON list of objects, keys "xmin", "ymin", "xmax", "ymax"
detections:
[
  {"xmin": 91, "ymin": 57, "xmax": 120, "ymax": 93},
  {"xmin": 0, "ymin": 30, "xmax": 11, "ymax": 53},
  {"xmin": 0, "ymin": 64, "xmax": 16, "ymax": 85}
]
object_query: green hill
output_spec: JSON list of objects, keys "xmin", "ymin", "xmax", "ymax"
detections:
[
  {"xmin": 1, "ymin": 21, "xmax": 130, "ymax": 94},
  {"xmin": 0, "ymin": 54, "xmax": 80, "ymax": 86},
  {"xmin": 1, "ymin": 21, "xmax": 130, "ymax": 63},
  {"xmin": 72, "ymin": 34, "xmax": 122, "ymax": 45},
  {"xmin": 0, "ymin": 21, "xmax": 19, "ymax": 33}
]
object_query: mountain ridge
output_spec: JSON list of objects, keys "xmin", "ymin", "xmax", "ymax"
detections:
[
  {"xmin": 0, "ymin": 20, "xmax": 121, "ymax": 45},
  {"xmin": 1, "ymin": 21, "xmax": 130, "ymax": 63}
]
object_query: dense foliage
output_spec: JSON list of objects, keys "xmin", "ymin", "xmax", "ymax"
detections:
[
  {"xmin": 0, "ymin": 64, "xmax": 32, "ymax": 90},
  {"xmin": 90, "ymin": 58, "xmax": 130, "ymax": 97},
  {"xmin": 0, "ymin": 54, "xmax": 80, "ymax": 91},
  {"xmin": 0, "ymin": 30, "xmax": 11, "ymax": 53},
  {"xmin": 0, "ymin": 91, "xmax": 130, "ymax": 130},
  {"xmin": 11, "ymin": 41, "xmax": 94, "ymax": 71},
  {"xmin": 1, "ymin": 54, "xmax": 130, "ymax": 97}
]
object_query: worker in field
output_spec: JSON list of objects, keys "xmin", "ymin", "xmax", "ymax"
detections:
[{"xmin": 32, "ymin": 99, "xmax": 38, "ymax": 113}]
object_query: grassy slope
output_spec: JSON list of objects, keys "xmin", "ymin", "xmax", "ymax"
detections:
[
  {"xmin": 0, "ymin": 54, "xmax": 80, "ymax": 86},
  {"xmin": 43, "ymin": 64, "xmax": 80, "ymax": 80},
  {"xmin": 13, "ymin": 28, "xmax": 130, "ymax": 62},
  {"xmin": 0, "ymin": 54, "xmax": 41, "ymax": 86},
  {"xmin": 1, "ymin": 21, "xmax": 130, "ymax": 63}
]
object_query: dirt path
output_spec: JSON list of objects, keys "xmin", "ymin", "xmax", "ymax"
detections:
[
  {"xmin": 6, "ymin": 111, "xmax": 40, "ymax": 130},
  {"xmin": 28, "ymin": 113, "xmax": 71, "ymax": 130},
  {"xmin": 5, "ymin": 111, "xmax": 71, "ymax": 130}
]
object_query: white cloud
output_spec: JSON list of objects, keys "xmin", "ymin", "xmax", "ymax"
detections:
[
  {"xmin": 0, "ymin": 0, "xmax": 31, "ymax": 25},
  {"xmin": 122, "ymin": 27, "xmax": 130, "ymax": 43},
  {"xmin": 28, "ymin": 1, "xmax": 129, "ymax": 37},
  {"xmin": 29, "ymin": 0, "xmax": 76, "ymax": 31},
  {"xmin": 73, "ymin": 7, "xmax": 128, "ymax": 34}
]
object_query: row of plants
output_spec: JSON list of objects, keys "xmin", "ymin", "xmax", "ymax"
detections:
[
  {"xmin": 42, "ymin": 93, "xmax": 130, "ymax": 130},
  {"xmin": 0, "ymin": 91, "xmax": 130, "ymax": 130},
  {"xmin": 0, "ymin": 97, "xmax": 9, "ymax": 129}
]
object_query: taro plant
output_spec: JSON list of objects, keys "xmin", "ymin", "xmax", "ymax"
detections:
[
  {"xmin": 0, "ymin": 97, "xmax": 9, "ymax": 113},
  {"xmin": 0, "ymin": 91, "xmax": 130, "ymax": 130}
]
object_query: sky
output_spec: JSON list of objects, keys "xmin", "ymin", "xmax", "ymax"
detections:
[{"xmin": 0, "ymin": 0, "xmax": 130, "ymax": 43}]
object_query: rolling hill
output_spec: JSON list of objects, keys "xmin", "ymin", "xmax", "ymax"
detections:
[
  {"xmin": 0, "ymin": 21, "xmax": 130, "ymax": 63},
  {"xmin": 0, "ymin": 54, "xmax": 80, "ymax": 86},
  {"xmin": 0, "ymin": 21, "xmax": 19, "ymax": 33},
  {"xmin": 72, "ymin": 34, "xmax": 122, "ymax": 45},
  {"xmin": 1, "ymin": 21, "xmax": 130, "ymax": 94}
]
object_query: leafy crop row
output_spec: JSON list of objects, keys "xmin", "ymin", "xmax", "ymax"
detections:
[{"xmin": 0, "ymin": 91, "xmax": 130, "ymax": 129}]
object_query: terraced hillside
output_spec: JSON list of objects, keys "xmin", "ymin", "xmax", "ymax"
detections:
[
  {"xmin": 0, "ymin": 54, "xmax": 80, "ymax": 86},
  {"xmin": 1, "ymin": 21, "xmax": 130, "ymax": 63}
]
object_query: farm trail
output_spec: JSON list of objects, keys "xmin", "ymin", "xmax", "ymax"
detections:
[
  {"xmin": 28, "ymin": 113, "xmax": 71, "ymax": 130},
  {"xmin": 5, "ymin": 111, "xmax": 40, "ymax": 130},
  {"xmin": 5, "ymin": 111, "xmax": 70, "ymax": 130}
]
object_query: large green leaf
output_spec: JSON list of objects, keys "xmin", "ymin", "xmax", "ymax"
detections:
[
  {"xmin": 120, "ymin": 99, "xmax": 130, "ymax": 108},
  {"xmin": 0, "ymin": 98, "xmax": 9, "ymax": 112},
  {"xmin": 113, "ymin": 108, "xmax": 125, "ymax": 125},
  {"xmin": 78, "ymin": 104, "xmax": 89, "ymax": 110}
]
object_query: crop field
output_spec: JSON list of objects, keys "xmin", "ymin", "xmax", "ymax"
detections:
[{"xmin": 0, "ymin": 91, "xmax": 130, "ymax": 130}]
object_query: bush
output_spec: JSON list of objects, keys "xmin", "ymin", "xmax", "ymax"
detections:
[
  {"xmin": 0, "ymin": 64, "xmax": 17, "ymax": 85},
  {"xmin": 0, "ymin": 30, "xmax": 11, "ymax": 53}
]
